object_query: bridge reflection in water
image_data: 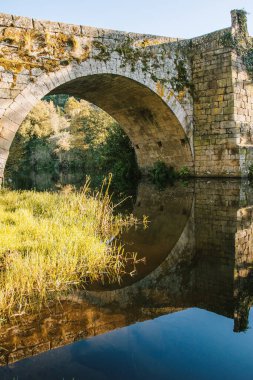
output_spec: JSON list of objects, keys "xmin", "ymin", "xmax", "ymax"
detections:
[{"xmin": 0, "ymin": 179, "xmax": 253, "ymax": 369}]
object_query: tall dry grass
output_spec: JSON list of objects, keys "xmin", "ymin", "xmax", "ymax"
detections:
[{"xmin": 0, "ymin": 177, "xmax": 143, "ymax": 321}]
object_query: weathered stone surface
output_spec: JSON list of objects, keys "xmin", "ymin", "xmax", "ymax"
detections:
[{"xmin": 0, "ymin": 10, "xmax": 252, "ymax": 182}]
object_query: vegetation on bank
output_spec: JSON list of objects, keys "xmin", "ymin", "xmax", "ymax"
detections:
[
  {"xmin": 149, "ymin": 161, "xmax": 191, "ymax": 188},
  {"xmin": 0, "ymin": 178, "xmax": 145, "ymax": 321},
  {"xmin": 5, "ymin": 95, "xmax": 139, "ymax": 192}
]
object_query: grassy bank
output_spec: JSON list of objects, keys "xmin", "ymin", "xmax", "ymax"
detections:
[{"xmin": 0, "ymin": 179, "xmax": 141, "ymax": 321}]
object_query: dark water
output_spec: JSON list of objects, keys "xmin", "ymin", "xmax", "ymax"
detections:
[
  {"xmin": 5, "ymin": 169, "xmax": 90, "ymax": 192},
  {"xmin": 1, "ymin": 178, "xmax": 253, "ymax": 379}
]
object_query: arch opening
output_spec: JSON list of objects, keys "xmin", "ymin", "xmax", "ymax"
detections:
[
  {"xmin": 1, "ymin": 72, "xmax": 194, "ymax": 183},
  {"xmin": 49, "ymin": 74, "xmax": 193, "ymax": 173},
  {"xmin": 5, "ymin": 95, "xmax": 140, "ymax": 192}
]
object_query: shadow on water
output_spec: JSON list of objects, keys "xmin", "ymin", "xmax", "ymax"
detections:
[
  {"xmin": 1, "ymin": 178, "xmax": 253, "ymax": 379},
  {"xmin": 5, "ymin": 169, "xmax": 95, "ymax": 192}
]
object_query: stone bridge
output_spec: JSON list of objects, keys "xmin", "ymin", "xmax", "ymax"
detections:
[{"xmin": 0, "ymin": 10, "xmax": 253, "ymax": 181}]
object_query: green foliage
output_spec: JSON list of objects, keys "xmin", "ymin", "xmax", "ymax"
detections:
[
  {"xmin": 248, "ymin": 164, "xmax": 253, "ymax": 180},
  {"xmin": 150, "ymin": 161, "xmax": 176, "ymax": 187},
  {"xmin": 178, "ymin": 166, "xmax": 191, "ymax": 178},
  {"xmin": 171, "ymin": 59, "xmax": 189, "ymax": 92},
  {"xmin": 116, "ymin": 36, "xmax": 140, "ymax": 70},
  {"xmin": 149, "ymin": 162, "xmax": 191, "ymax": 187},
  {"xmin": 220, "ymin": 33, "xmax": 253, "ymax": 79},
  {"xmin": 93, "ymin": 41, "xmax": 111, "ymax": 61},
  {"xmin": 6, "ymin": 96, "xmax": 139, "ymax": 193},
  {"xmin": 44, "ymin": 94, "xmax": 70, "ymax": 108},
  {"xmin": 236, "ymin": 9, "xmax": 248, "ymax": 36},
  {"xmin": 244, "ymin": 49, "xmax": 253, "ymax": 77},
  {"xmin": 89, "ymin": 124, "xmax": 140, "ymax": 191},
  {"xmin": 220, "ymin": 10, "xmax": 253, "ymax": 79},
  {"xmin": 20, "ymin": 100, "xmax": 68, "ymax": 138},
  {"xmin": 0, "ymin": 181, "xmax": 142, "ymax": 318},
  {"xmin": 170, "ymin": 57, "xmax": 194, "ymax": 96},
  {"xmin": 220, "ymin": 32, "xmax": 238, "ymax": 50}
]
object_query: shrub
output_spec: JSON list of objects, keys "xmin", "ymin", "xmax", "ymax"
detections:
[
  {"xmin": 150, "ymin": 161, "xmax": 176, "ymax": 186},
  {"xmin": 248, "ymin": 164, "xmax": 253, "ymax": 180},
  {"xmin": 178, "ymin": 166, "xmax": 191, "ymax": 178}
]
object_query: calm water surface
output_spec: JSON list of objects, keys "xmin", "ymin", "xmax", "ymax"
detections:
[{"xmin": 1, "ymin": 178, "xmax": 253, "ymax": 379}]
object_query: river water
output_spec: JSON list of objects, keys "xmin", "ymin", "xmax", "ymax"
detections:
[{"xmin": 1, "ymin": 178, "xmax": 253, "ymax": 379}]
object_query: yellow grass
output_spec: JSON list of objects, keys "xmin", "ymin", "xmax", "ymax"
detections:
[{"xmin": 0, "ymin": 178, "xmax": 141, "ymax": 321}]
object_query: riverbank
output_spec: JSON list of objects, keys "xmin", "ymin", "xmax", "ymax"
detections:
[{"xmin": 0, "ymin": 179, "xmax": 141, "ymax": 321}]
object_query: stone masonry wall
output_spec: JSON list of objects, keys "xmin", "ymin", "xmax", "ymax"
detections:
[
  {"xmin": 192, "ymin": 25, "xmax": 241, "ymax": 176},
  {"xmin": 0, "ymin": 11, "xmax": 253, "ymax": 181},
  {"xmin": 0, "ymin": 12, "xmax": 194, "ymax": 182},
  {"xmin": 233, "ymin": 55, "xmax": 253, "ymax": 176},
  {"xmin": 234, "ymin": 206, "xmax": 253, "ymax": 331},
  {"xmin": 192, "ymin": 10, "xmax": 253, "ymax": 178},
  {"xmin": 193, "ymin": 180, "xmax": 240, "ymax": 316}
]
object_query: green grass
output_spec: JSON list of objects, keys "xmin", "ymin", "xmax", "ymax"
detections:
[{"xmin": 0, "ymin": 178, "xmax": 142, "ymax": 320}]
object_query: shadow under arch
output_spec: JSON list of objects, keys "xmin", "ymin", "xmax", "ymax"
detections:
[
  {"xmin": 48, "ymin": 73, "xmax": 194, "ymax": 173},
  {"xmin": 1, "ymin": 63, "xmax": 194, "ymax": 179}
]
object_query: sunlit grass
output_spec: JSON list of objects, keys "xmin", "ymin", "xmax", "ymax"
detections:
[{"xmin": 0, "ymin": 177, "xmax": 143, "ymax": 321}]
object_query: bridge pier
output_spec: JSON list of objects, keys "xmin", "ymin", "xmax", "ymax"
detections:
[{"xmin": 192, "ymin": 10, "xmax": 253, "ymax": 177}]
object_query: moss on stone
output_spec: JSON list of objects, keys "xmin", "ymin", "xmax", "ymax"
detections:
[
  {"xmin": 0, "ymin": 23, "xmax": 194, "ymax": 103},
  {"xmin": 92, "ymin": 41, "xmax": 111, "ymax": 61},
  {"xmin": 236, "ymin": 9, "xmax": 248, "ymax": 36},
  {"xmin": 133, "ymin": 38, "xmax": 165, "ymax": 48},
  {"xmin": 156, "ymin": 81, "xmax": 165, "ymax": 97},
  {"xmin": 0, "ymin": 27, "xmax": 91, "ymax": 74},
  {"xmin": 243, "ymin": 48, "xmax": 253, "ymax": 77},
  {"xmin": 220, "ymin": 32, "xmax": 253, "ymax": 79},
  {"xmin": 116, "ymin": 36, "xmax": 142, "ymax": 70},
  {"xmin": 220, "ymin": 32, "xmax": 238, "ymax": 49},
  {"xmin": 219, "ymin": 10, "xmax": 253, "ymax": 79},
  {"xmin": 170, "ymin": 57, "xmax": 194, "ymax": 96},
  {"xmin": 0, "ymin": 57, "xmax": 38, "ymax": 74}
]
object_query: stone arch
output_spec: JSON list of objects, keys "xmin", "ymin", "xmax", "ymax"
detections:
[{"xmin": 0, "ymin": 59, "xmax": 194, "ymax": 179}]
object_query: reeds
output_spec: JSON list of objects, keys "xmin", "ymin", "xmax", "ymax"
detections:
[{"xmin": 0, "ymin": 177, "xmax": 142, "ymax": 321}]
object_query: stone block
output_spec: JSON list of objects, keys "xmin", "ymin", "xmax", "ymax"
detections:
[
  {"xmin": 12, "ymin": 15, "xmax": 33, "ymax": 29},
  {"xmin": 0, "ymin": 13, "xmax": 13, "ymax": 27}
]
